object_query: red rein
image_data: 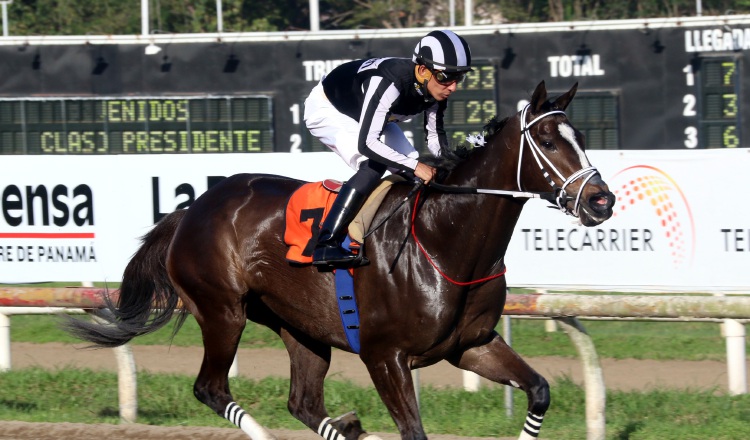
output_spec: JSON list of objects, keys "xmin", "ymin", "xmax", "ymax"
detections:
[{"xmin": 410, "ymin": 191, "xmax": 507, "ymax": 286}]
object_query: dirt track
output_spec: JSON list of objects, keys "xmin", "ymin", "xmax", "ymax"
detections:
[
  {"xmin": 9, "ymin": 342, "xmax": 741, "ymax": 392},
  {"xmin": 0, "ymin": 421, "xmax": 507, "ymax": 440},
  {"xmin": 2, "ymin": 342, "xmax": 745, "ymax": 440}
]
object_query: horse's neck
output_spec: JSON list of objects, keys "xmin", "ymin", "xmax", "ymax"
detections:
[
  {"xmin": 440, "ymin": 145, "xmax": 523, "ymax": 224},
  {"xmin": 446, "ymin": 118, "xmax": 520, "ymax": 191},
  {"xmin": 437, "ymin": 191, "xmax": 524, "ymax": 243},
  {"xmin": 427, "ymin": 121, "xmax": 525, "ymax": 269}
]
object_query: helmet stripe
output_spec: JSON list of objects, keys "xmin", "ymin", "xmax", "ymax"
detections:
[
  {"xmin": 420, "ymin": 35, "xmax": 446, "ymax": 69},
  {"xmin": 442, "ymin": 30, "xmax": 469, "ymax": 67}
]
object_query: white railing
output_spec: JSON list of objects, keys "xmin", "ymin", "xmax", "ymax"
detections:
[{"xmin": 1, "ymin": 287, "xmax": 749, "ymax": 440}]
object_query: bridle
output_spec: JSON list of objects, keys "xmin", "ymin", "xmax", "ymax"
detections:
[
  {"xmin": 377, "ymin": 104, "xmax": 604, "ymax": 286},
  {"xmin": 430, "ymin": 104, "xmax": 601, "ymax": 219},
  {"xmin": 371, "ymin": 105, "xmax": 602, "ymax": 286},
  {"xmin": 516, "ymin": 104, "xmax": 600, "ymax": 217}
]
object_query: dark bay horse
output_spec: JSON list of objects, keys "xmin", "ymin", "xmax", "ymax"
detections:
[{"xmin": 67, "ymin": 81, "xmax": 615, "ymax": 440}]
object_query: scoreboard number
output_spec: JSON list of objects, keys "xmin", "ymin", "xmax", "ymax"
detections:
[
  {"xmin": 0, "ymin": 96, "xmax": 274, "ymax": 154},
  {"xmin": 694, "ymin": 57, "xmax": 741, "ymax": 148}
]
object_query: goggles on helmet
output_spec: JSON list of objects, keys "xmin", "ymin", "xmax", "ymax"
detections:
[{"xmin": 432, "ymin": 69, "xmax": 467, "ymax": 85}]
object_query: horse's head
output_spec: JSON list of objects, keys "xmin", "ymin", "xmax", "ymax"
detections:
[{"xmin": 509, "ymin": 81, "xmax": 615, "ymax": 226}]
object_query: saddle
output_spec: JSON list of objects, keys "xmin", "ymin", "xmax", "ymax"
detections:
[{"xmin": 284, "ymin": 175, "xmax": 404, "ymax": 264}]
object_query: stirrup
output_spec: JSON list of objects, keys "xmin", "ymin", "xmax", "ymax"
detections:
[
  {"xmin": 313, "ymin": 249, "xmax": 370, "ymax": 270},
  {"xmin": 313, "ymin": 244, "xmax": 354, "ymax": 264}
]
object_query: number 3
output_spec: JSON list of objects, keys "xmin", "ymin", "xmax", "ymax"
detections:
[{"xmin": 684, "ymin": 126, "xmax": 698, "ymax": 149}]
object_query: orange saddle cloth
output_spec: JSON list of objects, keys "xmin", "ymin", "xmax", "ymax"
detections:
[
  {"xmin": 284, "ymin": 176, "xmax": 404, "ymax": 264},
  {"xmin": 284, "ymin": 180, "xmax": 339, "ymax": 264}
]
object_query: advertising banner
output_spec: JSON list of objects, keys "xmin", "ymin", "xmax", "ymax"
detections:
[
  {"xmin": 507, "ymin": 149, "xmax": 750, "ymax": 292},
  {"xmin": 1, "ymin": 149, "xmax": 748, "ymax": 292},
  {"xmin": 0, "ymin": 153, "xmax": 352, "ymax": 284}
]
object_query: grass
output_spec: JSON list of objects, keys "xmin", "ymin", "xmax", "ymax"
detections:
[
  {"xmin": 1, "ymin": 368, "xmax": 749, "ymax": 440},
  {"xmin": 8, "ymin": 313, "xmax": 742, "ymax": 361},
  {"xmin": 10, "ymin": 313, "xmax": 285, "ymax": 348}
]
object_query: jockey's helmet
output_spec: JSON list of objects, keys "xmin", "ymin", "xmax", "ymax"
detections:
[{"xmin": 412, "ymin": 30, "xmax": 473, "ymax": 75}]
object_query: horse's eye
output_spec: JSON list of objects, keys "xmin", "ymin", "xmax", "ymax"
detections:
[{"xmin": 540, "ymin": 141, "xmax": 556, "ymax": 151}]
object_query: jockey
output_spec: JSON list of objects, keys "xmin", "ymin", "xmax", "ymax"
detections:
[{"xmin": 304, "ymin": 29, "xmax": 473, "ymax": 268}]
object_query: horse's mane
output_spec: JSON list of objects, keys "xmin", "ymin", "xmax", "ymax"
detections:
[
  {"xmin": 421, "ymin": 115, "xmax": 512, "ymax": 181},
  {"xmin": 484, "ymin": 115, "xmax": 512, "ymax": 138}
]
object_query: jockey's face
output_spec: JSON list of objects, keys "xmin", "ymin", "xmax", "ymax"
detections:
[{"xmin": 418, "ymin": 65, "xmax": 457, "ymax": 101}]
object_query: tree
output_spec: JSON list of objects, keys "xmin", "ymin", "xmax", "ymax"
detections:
[{"xmin": 4, "ymin": 0, "xmax": 750, "ymax": 35}]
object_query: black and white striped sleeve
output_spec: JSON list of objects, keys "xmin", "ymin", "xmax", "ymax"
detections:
[
  {"xmin": 424, "ymin": 100, "xmax": 448, "ymax": 157},
  {"xmin": 357, "ymin": 76, "xmax": 419, "ymax": 171}
]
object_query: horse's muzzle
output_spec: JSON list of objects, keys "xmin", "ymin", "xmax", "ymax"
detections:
[{"xmin": 579, "ymin": 190, "xmax": 616, "ymax": 226}]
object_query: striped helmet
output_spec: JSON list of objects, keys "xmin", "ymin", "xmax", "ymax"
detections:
[{"xmin": 412, "ymin": 30, "xmax": 472, "ymax": 73}]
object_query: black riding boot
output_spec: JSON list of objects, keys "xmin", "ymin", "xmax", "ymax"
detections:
[{"xmin": 312, "ymin": 183, "xmax": 368, "ymax": 268}]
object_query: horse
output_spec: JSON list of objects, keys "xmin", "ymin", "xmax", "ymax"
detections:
[{"xmin": 66, "ymin": 81, "xmax": 615, "ymax": 440}]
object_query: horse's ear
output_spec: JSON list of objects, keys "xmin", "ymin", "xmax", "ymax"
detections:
[
  {"xmin": 553, "ymin": 82, "xmax": 578, "ymax": 111},
  {"xmin": 530, "ymin": 81, "xmax": 548, "ymax": 113}
]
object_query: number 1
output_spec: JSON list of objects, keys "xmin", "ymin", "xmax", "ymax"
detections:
[
  {"xmin": 682, "ymin": 64, "xmax": 694, "ymax": 87},
  {"xmin": 290, "ymin": 104, "xmax": 300, "ymax": 125}
]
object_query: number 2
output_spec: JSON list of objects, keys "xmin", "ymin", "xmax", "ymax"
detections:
[
  {"xmin": 290, "ymin": 134, "xmax": 302, "ymax": 153},
  {"xmin": 682, "ymin": 95, "xmax": 696, "ymax": 116}
]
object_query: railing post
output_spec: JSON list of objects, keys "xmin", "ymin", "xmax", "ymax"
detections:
[
  {"xmin": 462, "ymin": 369, "xmax": 481, "ymax": 391},
  {"xmin": 503, "ymin": 314, "xmax": 514, "ymax": 417},
  {"xmin": 412, "ymin": 369, "xmax": 420, "ymax": 410},
  {"xmin": 90, "ymin": 308, "xmax": 138, "ymax": 424},
  {"xmin": 723, "ymin": 319, "xmax": 747, "ymax": 395},
  {"xmin": 0, "ymin": 312, "xmax": 9, "ymax": 371},
  {"xmin": 229, "ymin": 353, "xmax": 239, "ymax": 378},
  {"xmin": 113, "ymin": 344, "xmax": 138, "ymax": 423},
  {"xmin": 555, "ymin": 317, "xmax": 606, "ymax": 440}
]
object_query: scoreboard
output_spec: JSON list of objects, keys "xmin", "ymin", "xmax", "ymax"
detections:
[
  {"xmin": 0, "ymin": 15, "xmax": 747, "ymax": 154},
  {"xmin": 0, "ymin": 96, "xmax": 272, "ymax": 154},
  {"xmin": 697, "ymin": 57, "xmax": 740, "ymax": 148}
]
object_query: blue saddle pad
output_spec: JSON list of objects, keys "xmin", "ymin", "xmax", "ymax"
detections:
[{"xmin": 334, "ymin": 235, "xmax": 361, "ymax": 353}]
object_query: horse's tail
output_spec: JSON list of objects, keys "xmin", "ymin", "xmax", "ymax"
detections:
[{"xmin": 65, "ymin": 210, "xmax": 188, "ymax": 348}]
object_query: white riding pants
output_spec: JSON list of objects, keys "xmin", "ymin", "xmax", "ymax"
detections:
[{"xmin": 303, "ymin": 81, "xmax": 418, "ymax": 171}]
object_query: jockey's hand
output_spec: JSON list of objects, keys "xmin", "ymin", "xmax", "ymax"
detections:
[{"xmin": 414, "ymin": 162, "xmax": 437, "ymax": 185}]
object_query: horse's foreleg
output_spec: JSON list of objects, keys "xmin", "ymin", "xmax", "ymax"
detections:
[
  {"xmin": 448, "ymin": 331, "xmax": 550, "ymax": 440},
  {"xmin": 281, "ymin": 329, "xmax": 370, "ymax": 440},
  {"xmin": 362, "ymin": 351, "xmax": 425, "ymax": 440},
  {"xmin": 190, "ymin": 299, "xmax": 276, "ymax": 440}
]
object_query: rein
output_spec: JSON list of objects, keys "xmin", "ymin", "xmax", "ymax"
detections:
[
  {"xmin": 428, "ymin": 181, "xmax": 562, "ymax": 204},
  {"xmin": 367, "ymin": 106, "xmax": 599, "ymax": 284},
  {"xmin": 407, "ymin": 106, "xmax": 599, "ymax": 285},
  {"xmin": 410, "ymin": 190, "xmax": 507, "ymax": 286}
]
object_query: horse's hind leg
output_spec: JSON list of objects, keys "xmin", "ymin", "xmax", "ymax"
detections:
[
  {"xmin": 187, "ymin": 294, "xmax": 276, "ymax": 440},
  {"xmin": 280, "ymin": 327, "xmax": 373, "ymax": 440},
  {"xmin": 448, "ymin": 331, "xmax": 550, "ymax": 440}
]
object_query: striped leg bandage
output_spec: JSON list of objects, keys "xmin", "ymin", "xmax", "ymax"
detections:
[
  {"xmin": 318, "ymin": 417, "xmax": 346, "ymax": 440},
  {"xmin": 520, "ymin": 412, "xmax": 544, "ymax": 439},
  {"xmin": 224, "ymin": 401, "xmax": 275, "ymax": 440}
]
